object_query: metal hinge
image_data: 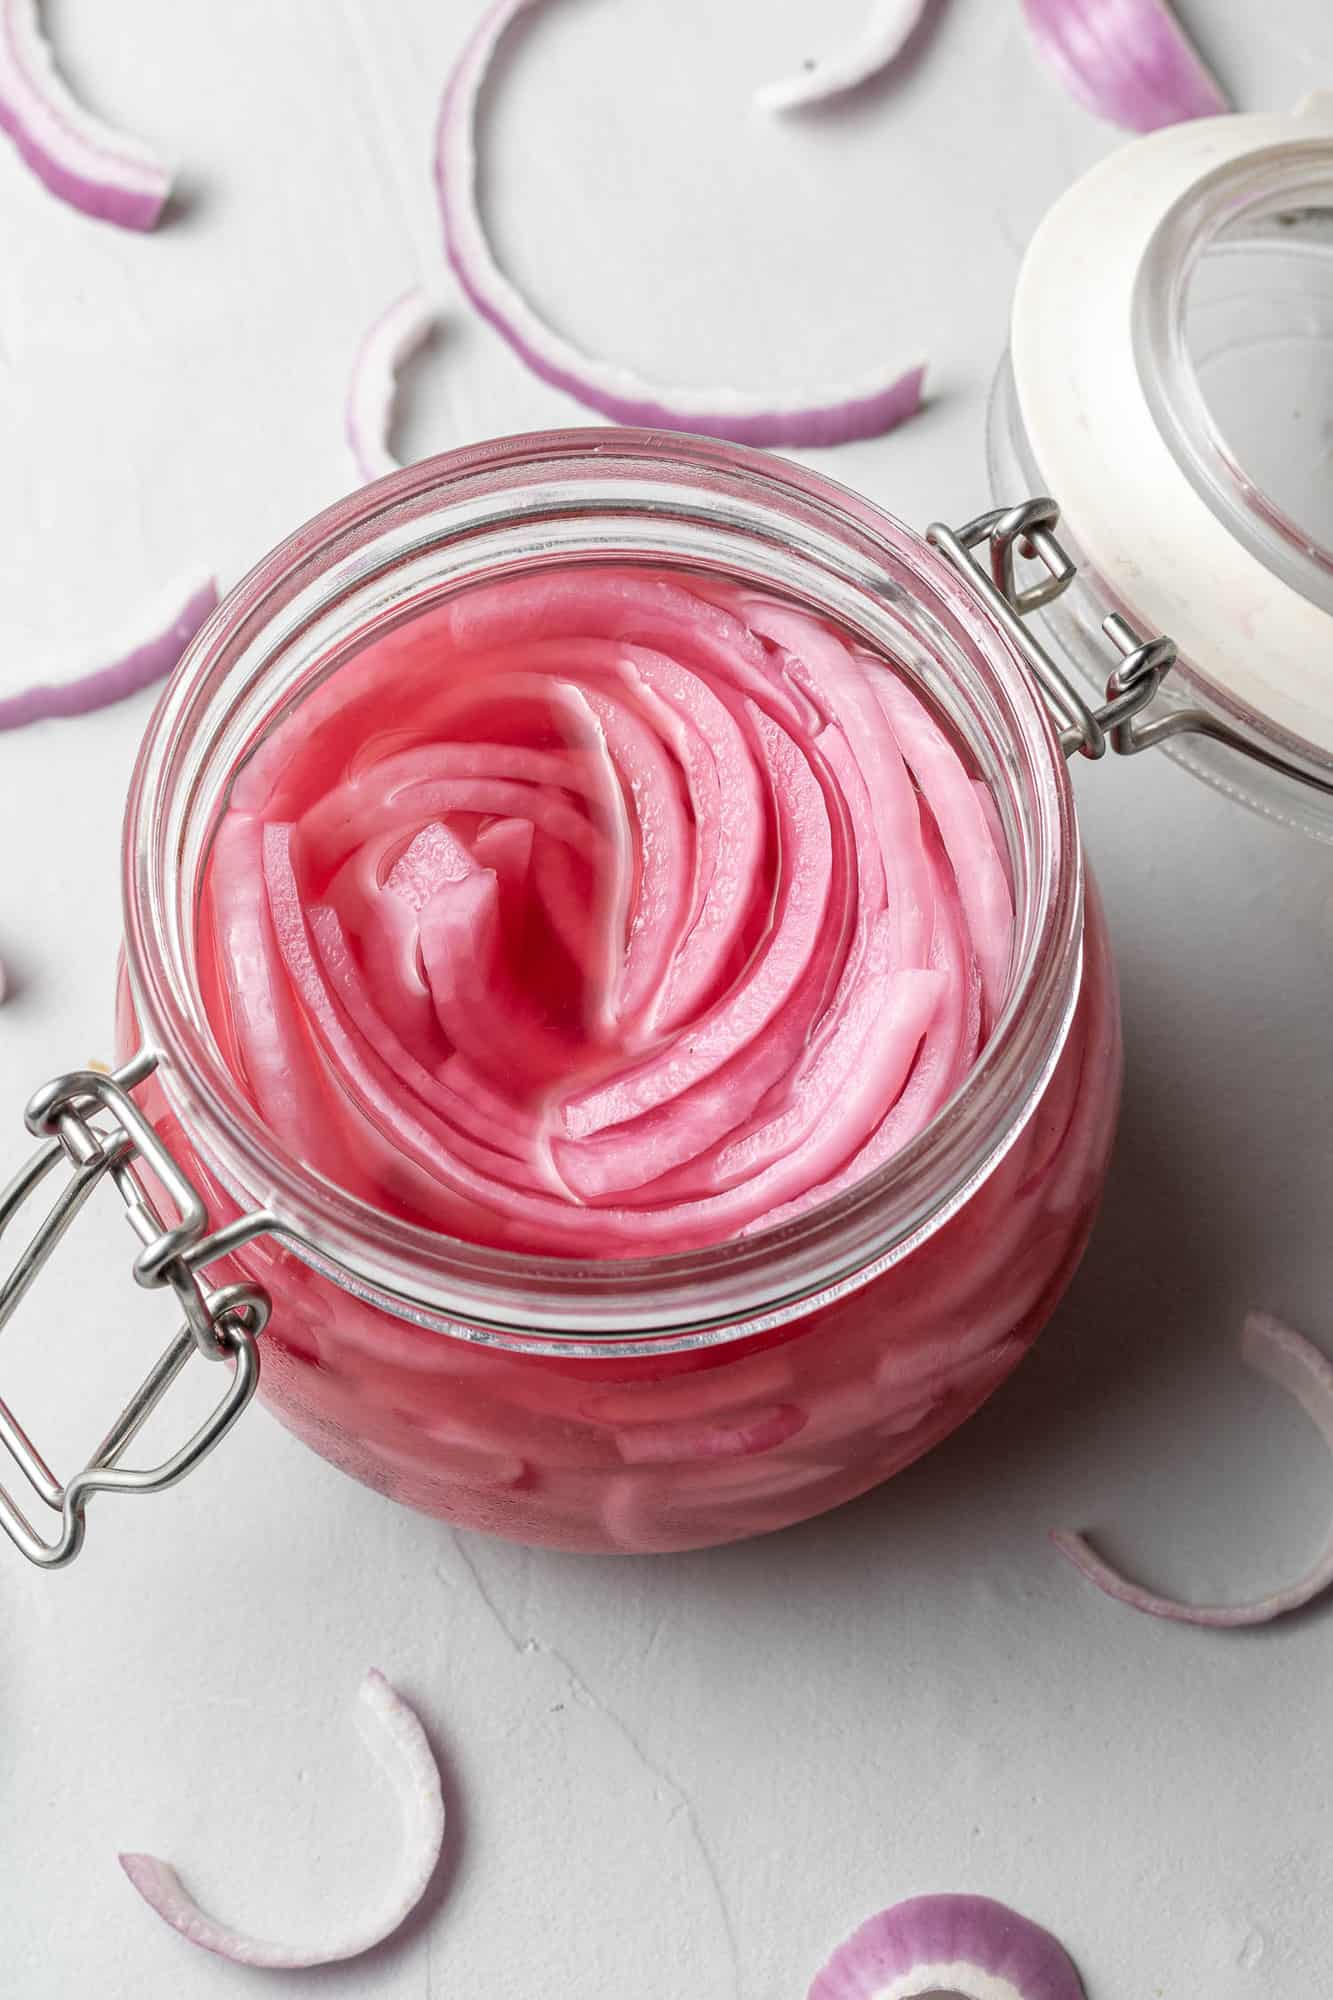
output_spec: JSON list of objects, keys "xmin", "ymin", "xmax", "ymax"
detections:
[
  {"xmin": 0, "ymin": 1051, "xmax": 276, "ymax": 1568},
  {"xmin": 927, "ymin": 498, "xmax": 1333, "ymax": 795}
]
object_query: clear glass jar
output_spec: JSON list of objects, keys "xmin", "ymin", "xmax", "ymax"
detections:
[{"xmin": 106, "ymin": 430, "xmax": 1117, "ymax": 1554}]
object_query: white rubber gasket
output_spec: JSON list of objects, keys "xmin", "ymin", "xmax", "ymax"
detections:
[{"xmin": 1010, "ymin": 93, "xmax": 1333, "ymax": 757}]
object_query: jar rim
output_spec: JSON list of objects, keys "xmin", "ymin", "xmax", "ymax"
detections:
[{"xmin": 122, "ymin": 428, "xmax": 1082, "ymax": 1352}]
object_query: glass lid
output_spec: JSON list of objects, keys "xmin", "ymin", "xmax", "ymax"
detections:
[{"xmin": 1003, "ymin": 94, "xmax": 1333, "ymax": 840}]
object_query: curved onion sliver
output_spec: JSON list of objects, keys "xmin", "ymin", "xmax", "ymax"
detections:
[
  {"xmin": 1021, "ymin": 0, "xmax": 1227, "ymax": 135},
  {"xmin": 434, "ymin": 0, "xmax": 925, "ymax": 447},
  {"xmin": 809, "ymin": 1893, "xmax": 1085, "ymax": 2000},
  {"xmin": 345, "ymin": 288, "xmax": 438, "ymax": 485},
  {"xmin": 120, "ymin": 1669, "xmax": 445, "ymax": 1969},
  {"xmin": 756, "ymin": 0, "xmax": 932, "ymax": 113},
  {"xmin": 1055, "ymin": 1313, "xmax": 1333, "ymax": 1627},
  {"xmin": 0, "ymin": 0, "xmax": 171, "ymax": 228},
  {"xmin": 0, "ymin": 574, "xmax": 216, "ymax": 732}
]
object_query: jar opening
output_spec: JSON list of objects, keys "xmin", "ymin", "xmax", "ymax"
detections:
[
  {"xmin": 1135, "ymin": 141, "xmax": 1333, "ymax": 616},
  {"xmin": 123, "ymin": 431, "xmax": 1080, "ymax": 1348}
]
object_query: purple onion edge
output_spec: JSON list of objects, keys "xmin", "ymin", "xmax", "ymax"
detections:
[
  {"xmin": 0, "ymin": 579, "xmax": 218, "ymax": 733},
  {"xmin": 1020, "ymin": 0, "xmax": 1228, "ymax": 135},
  {"xmin": 808, "ymin": 1893, "xmax": 1086, "ymax": 2000},
  {"xmin": 433, "ymin": 31, "xmax": 926, "ymax": 452},
  {"xmin": 0, "ymin": 93, "xmax": 167, "ymax": 229}
]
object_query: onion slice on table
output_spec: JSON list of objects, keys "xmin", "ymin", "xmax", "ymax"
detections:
[
  {"xmin": 435, "ymin": 0, "xmax": 925, "ymax": 448},
  {"xmin": 345, "ymin": 289, "xmax": 438, "ymax": 484},
  {"xmin": 809, "ymin": 1894, "xmax": 1085, "ymax": 2000},
  {"xmin": 0, "ymin": 0, "xmax": 171, "ymax": 228},
  {"xmin": 120, "ymin": 1669, "xmax": 445, "ymax": 1969},
  {"xmin": 0, "ymin": 573, "xmax": 217, "ymax": 731},
  {"xmin": 1020, "ymin": 0, "xmax": 1227, "ymax": 134},
  {"xmin": 756, "ymin": 0, "xmax": 933, "ymax": 113},
  {"xmin": 1055, "ymin": 1313, "xmax": 1333, "ymax": 1627}
]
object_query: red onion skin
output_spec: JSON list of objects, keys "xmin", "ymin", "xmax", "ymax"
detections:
[
  {"xmin": 809, "ymin": 1894, "xmax": 1086, "ymax": 2000},
  {"xmin": 0, "ymin": 0, "xmax": 171, "ymax": 229},
  {"xmin": 434, "ymin": 0, "xmax": 926, "ymax": 448},
  {"xmin": 0, "ymin": 578, "xmax": 217, "ymax": 732},
  {"xmin": 1021, "ymin": 0, "xmax": 1228, "ymax": 135}
]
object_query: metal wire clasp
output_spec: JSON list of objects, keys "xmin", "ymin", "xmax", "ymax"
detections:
[
  {"xmin": 927, "ymin": 499, "xmax": 1333, "ymax": 797},
  {"xmin": 926, "ymin": 499, "xmax": 1176, "ymax": 761},
  {"xmin": 0, "ymin": 1051, "xmax": 274, "ymax": 1568}
]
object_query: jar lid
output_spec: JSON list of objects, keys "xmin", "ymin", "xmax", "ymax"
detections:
[{"xmin": 1008, "ymin": 93, "xmax": 1333, "ymax": 800}]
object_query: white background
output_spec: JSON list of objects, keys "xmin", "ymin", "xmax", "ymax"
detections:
[{"xmin": 2, "ymin": 3, "xmax": 1331, "ymax": 1994}]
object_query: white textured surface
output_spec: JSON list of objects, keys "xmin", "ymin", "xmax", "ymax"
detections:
[{"xmin": 1, "ymin": 3, "xmax": 1331, "ymax": 1995}]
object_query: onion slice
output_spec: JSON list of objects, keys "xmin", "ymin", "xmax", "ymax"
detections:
[
  {"xmin": 345, "ymin": 289, "xmax": 437, "ymax": 485},
  {"xmin": 119, "ymin": 1669, "xmax": 445, "ymax": 1969},
  {"xmin": 756, "ymin": 0, "xmax": 932, "ymax": 113},
  {"xmin": 1020, "ymin": 0, "xmax": 1228, "ymax": 135},
  {"xmin": 0, "ymin": 0, "xmax": 171, "ymax": 228},
  {"xmin": 1055, "ymin": 1313, "xmax": 1333, "ymax": 1627},
  {"xmin": 0, "ymin": 573, "xmax": 217, "ymax": 732},
  {"xmin": 435, "ymin": 0, "xmax": 925, "ymax": 448},
  {"xmin": 809, "ymin": 1894, "xmax": 1085, "ymax": 2000}
]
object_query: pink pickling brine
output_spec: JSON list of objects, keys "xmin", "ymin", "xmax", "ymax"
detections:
[{"xmin": 114, "ymin": 440, "xmax": 1120, "ymax": 1556}]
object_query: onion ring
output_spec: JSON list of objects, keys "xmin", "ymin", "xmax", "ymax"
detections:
[
  {"xmin": 435, "ymin": 0, "xmax": 925, "ymax": 447},
  {"xmin": 120, "ymin": 1669, "xmax": 445, "ymax": 1968},
  {"xmin": 0, "ymin": 0, "xmax": 171, "ymax": 228},
  {"xmin": 345, "ymin": 288, "xmax": 437, "ymax": 485},
  {"xmin": 0, "ymin": 573, "xmax": 217, "ymax": 732},
  {"xmin": 1021, "ymin": 0, "xmax": 1227, "ymax": 134},
  {"xmin": 1055, "ymin": 1313, "xmax": 1333, "ymax": 1627},
  {"xmin": 809, "ymin": 1893, "xmax": 1085, "ymax": 2000},
  {"xmin": 756, "ymin": 0, "xmax": 933, "ymax": 114}
]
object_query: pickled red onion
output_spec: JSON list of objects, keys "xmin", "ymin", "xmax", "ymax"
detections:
[
  {"xmin": 1021, "ymin": 0, "xmax": 1228, "ymax": 134},
  {"xmin": 0, "ymin": 0, "xmax": 171, "ymax": 229},
  {"xmin": 435, "ymin": 0, "xmax": 926, "ymax": 447},
  {"xmin": 1055, "ymin": 1313, "xmax": 1333, "ymax": 1627},
  {"xmin": 809, "ymin": 1894, "xmax": 1086, "ymax": 2000},
  {"xmin": 0, "ymin": 573, "xmax": 217, "ymax": 732},
  {"xmin": 345, "ymin": 289, "xmax": 437, "ymax": 485},
  {"xmin": 119, "ymin": 1670, "xmax": 445, "ymax": 1969},
  {"xmin": 202, "ymin": 567, "xmax": 1013, "ymax": 1256},
  {"xmin": 757, "ymin": 0, "xmax": 934, "ymax": 113}
]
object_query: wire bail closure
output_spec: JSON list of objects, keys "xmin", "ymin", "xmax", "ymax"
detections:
[
  {"xmin": 928, "ymin": 498, "xmax": 1333, "ymax": 795},
  {"xmin": 0, "ymin": 1052, "xmax": 274, "ymax": 1568}
]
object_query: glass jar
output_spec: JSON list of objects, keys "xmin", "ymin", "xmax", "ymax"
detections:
[
  {"xmin": 11, "ymin": 97, "xmax": 1333, "ymax": 1569},
  {"xmin": 4, "ymin": 429, "xmax": 1118, "ymax": 1563}
]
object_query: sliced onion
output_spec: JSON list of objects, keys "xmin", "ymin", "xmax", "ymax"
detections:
[
  {"xmin": 0, "ymin": 0, "xmax": 171, "ymax": 229},
  {"xmin": 757, "ymin": 0, "xmax": 932, "ymax": 113},
  {"xmin": 345, "ymin": 289, "xmax": 438, "ymax": 485},
  {"xmin": 809, "ymin": 1894, "xmax": 1085, "ymax": 2000},
  {"xmin": 0, "ymin": 573, "xmax": 217, "ymax": 732},
  {"xmin": 119, "ymin": 1669, "xmax": 445, "ymax": 1969},
  {"xmin": 1021, "ymin": 0, "xmax": 1228, "ymax": 134},
  {"xmin": 1054, "ymin": 1313, "xmax": 1333, "ymax": 1627},
  {"xmin": 203, "ymin": 567, "xmax": 1011, "ymax": 1256},
  {"xmin": 435, "ymin": 0, "xmax": 925, "ymax": 448}
]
